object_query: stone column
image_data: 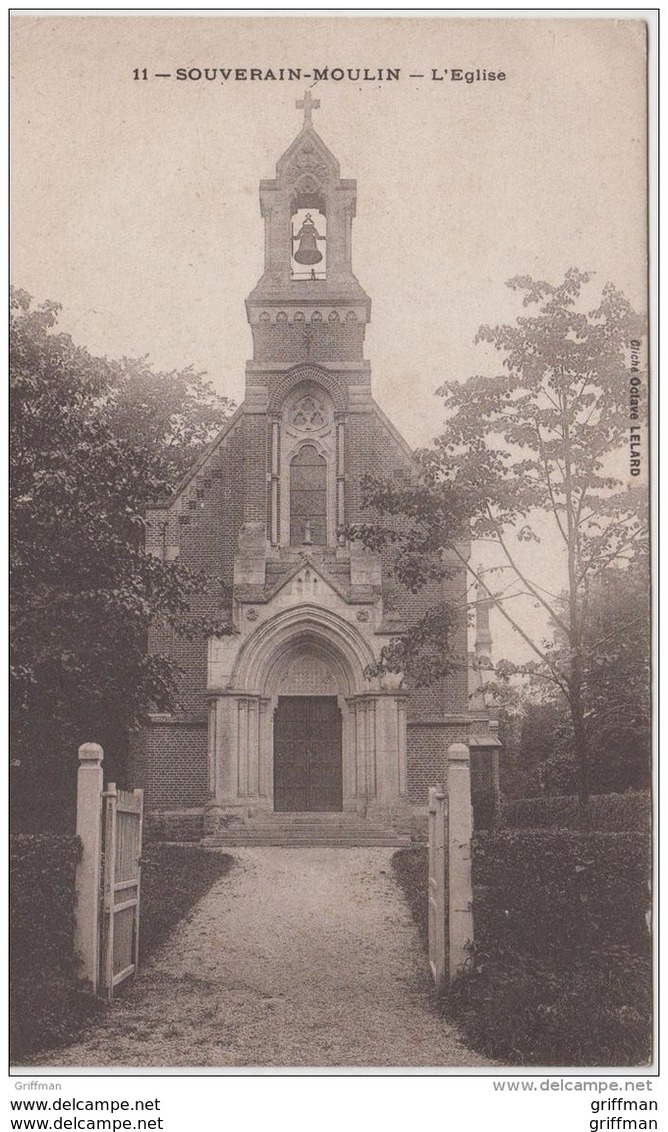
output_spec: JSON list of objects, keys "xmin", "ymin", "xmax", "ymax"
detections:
[
  {"xmin": 447, "ymin": 742, "xmax": 474, "ymax": 981},
  {"xmin": 339, "ymin": 699, "xmax": 354, "ymax": 810},
  {"xmin": 74, "ymin": 743, "xmax": 104, "ymax": 992},
  {"xmin": 207, "ymin": 700, "xmax": 217, "ymax": 798},
  {"xmin": 372, "ymin": 693, "xmax": 410, "ymax": 827},
  {"xmin": 258, "ymin": 698, "xmax": 272, "ymax": 801},
  {"xmin": 210, "ymin": 695, "xmax": 236, "ymax": 808},
  {"xmin": 270, "ymin": 420, "xmax": 280, "ymax": 546},
  {"xmin": 349, "ymin": 693, "xmax": 409, "ymax": 825},
  {"xmin": 373, "ymin": 695, "xmax": 396, "ymax": 805},
  {"xmin": 208, "ymin": 693, "xmax": 268, "ymax": 819},
  {"xmin": 354, "ymin": 698, "xmax": 367, "ymax": 804},
  {"xmin": 336, "ymin": 420, "xmax": 346, "ymax": 544}
]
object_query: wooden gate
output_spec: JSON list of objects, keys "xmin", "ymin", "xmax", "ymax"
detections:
[
  {"xmin": 101, "ymin": 783, "xmax": 143, "ymax": 1001},
  {"xmin": 428, "ymin": 784, "xmax": 447, "ymax": 991}
]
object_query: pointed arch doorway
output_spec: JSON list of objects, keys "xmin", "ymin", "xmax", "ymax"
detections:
[
  {"xmin": 208, "ymin": 605, "xmax": 409, "ymax": 828},
  {"xmin": 270, "ymin": 637, "xmax": 346, "ymax": 813},
  {"xmin": 274, "ymin": 696, "xmax": 343, "ymax": 812}
]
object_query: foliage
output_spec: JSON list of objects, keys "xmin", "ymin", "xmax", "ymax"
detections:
[
  {"xmin": 102, "ymin": 355, "xmax": 235, "ymax": 488},
  {"xmin": 10, "ymin": 834, "xmax": 101, "ymax": 1058},
  {"xmin": 365, "ymin": 602, "xmax": 461, "ymax": 687},
  {"xmin": 354, "ymin": 270, "xmax": 647, "ymax": 820},
  {"xmin": 575, "ymin": 559, "xmax": 650, "ymax": 792},
  {"xmin": 508, "ymin": 560, "xmax": 651, "ymax": 795},
  {"xmin": 500, "ymin": 699, "xmax": 565, "ymax": 797},
  {"xmin": 10, "ymin": 289, "xmax": 234, "ymax": 828},
  {"xmin": 448, "ymin": 946, "xmax": 651, "ymax": 1067},
  {"xmin": 11, "ymin": 834, "xmax": 82, "ymax": 979},
  {"xmin": 472, "ymin": 829, "xmax": 650, "ymax": 959},
  {"xmin": 500, "ymin": 791, "xmax": 650, "ymax": 834},
  {"xmin": 468, "ymin": 830, "xmax": 652, "ymax": 1063}
]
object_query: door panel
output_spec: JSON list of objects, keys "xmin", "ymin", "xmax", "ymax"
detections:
[
  {"xmin": 274, "ymin": 696, "xmax": 342, "ymax": 812},
  {"xmin": 274, "ymin": 698, "xmax": 309, "ymax": 812},
  {"xmin": 306, "ymin": 698, "xmax": 343, "ymax": 811}
]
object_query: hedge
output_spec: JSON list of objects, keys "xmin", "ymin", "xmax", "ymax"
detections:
[
  {"xmin": 393, "ymin": 828, "xmax": 652, "ymax": 1065},
  {"xmin": 10, "ymin": 834, "xmax": 101, "ymax": 1058},
  {"xmin": 448, "ymin": 944, "xmax": 652, "ymax": 1066},
  {"xmin": 473, "ymin": 829, "xmax": 651, "ymax": 961},
  {"xmin": 500, "ymin": 791, "xmax": 651, "ymax": 834},
  {"xmin": 456, "ymin": 830, "xmax": 652, "ymax": 1064},
  {"xmin": 11, "ymin": 834, "xmax": 82, "ymax": 980},
  {"xmin": 393, "ymin": 831, "xmax": 651, "ymax": 961}
]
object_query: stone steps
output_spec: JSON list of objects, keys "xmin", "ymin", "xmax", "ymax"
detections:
[
  {"xmin": 203, "ymin": 832, "xmax": 411, "ymax": 847},
  {"xmin": 202, "ymin": 814, "xmax": 411, "ymax": 847},
  {"xmin": 265, "ymin": 812, "xmax": 363, "ymax": 825}
]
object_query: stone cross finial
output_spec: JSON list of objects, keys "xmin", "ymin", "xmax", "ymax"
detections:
[{"xmin": 296, "ymin": 91, "xmax": 320, "ymax": 126}]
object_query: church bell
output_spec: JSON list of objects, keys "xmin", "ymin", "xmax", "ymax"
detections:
[{"xmin": 293, "ymin": 213, "xmax": 324, "ymax": 265}]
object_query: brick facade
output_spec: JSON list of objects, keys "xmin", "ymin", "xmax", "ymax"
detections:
[{"xmin": 133, "ymin": 722, "xmax": 208, "ymax": 809}]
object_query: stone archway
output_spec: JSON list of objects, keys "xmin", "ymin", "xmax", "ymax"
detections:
[
  {"xmin": 232, "ymin": 605, "xmax": 374, "ymax": 696},
  {"xmin": 206, "ymin": 606, "xmax": 409, "ymax": 828}
]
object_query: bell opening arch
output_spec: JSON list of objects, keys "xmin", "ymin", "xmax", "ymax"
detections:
[{"xmin": 291, "ymin": 201, "xmax": 327, "ymax": 281}]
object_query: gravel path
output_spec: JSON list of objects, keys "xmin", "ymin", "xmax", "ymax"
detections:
[{"xmin": 28, "ymin": 848, "xmax": 491, "ymax": 1068}]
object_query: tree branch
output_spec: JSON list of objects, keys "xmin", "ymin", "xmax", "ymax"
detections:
[
  {"xmin": 486, "ymin": 505, "xmax": 569, "ymax": 634},
  {"xmin": 445, "ymin": 542, "xmax": 572, "ymax": 698},
  {"xmin": 535, "ymin": 420, "xmax": 569, "ymax": 545}
]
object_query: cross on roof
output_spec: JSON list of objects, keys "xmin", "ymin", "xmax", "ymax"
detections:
[{"xmin": 296, "ymin": 91, "xmax": 320, "ymax": 127}]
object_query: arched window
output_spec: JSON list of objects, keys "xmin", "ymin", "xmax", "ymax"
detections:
[{"xmin": 290, "ymin": 445, "xmax": 327, "ymax": 546}]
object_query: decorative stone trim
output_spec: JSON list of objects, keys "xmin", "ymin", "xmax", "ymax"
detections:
[{"xmin": 268, "ymin": 364, "xmax": 346, "ymax": 414}]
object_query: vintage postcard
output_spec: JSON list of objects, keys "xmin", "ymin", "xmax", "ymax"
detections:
[{"xmin": 10, "ymin": 13, "xmax": 652, "ymax": 1077}]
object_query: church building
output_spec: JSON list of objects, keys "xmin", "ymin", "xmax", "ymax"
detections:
[{"xmin": 135, "ymin": 96, "xmax": 496, "ymax": 843}]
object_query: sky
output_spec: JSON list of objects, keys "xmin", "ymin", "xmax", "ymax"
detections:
[{"xmin": 10, "ymin": 14, "xmax": 648, "ymax": 662}]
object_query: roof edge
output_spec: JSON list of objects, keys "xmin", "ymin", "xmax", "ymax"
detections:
[{"xmin": 148, "ymin": 403, "xmax": 244, "ymax": 509}]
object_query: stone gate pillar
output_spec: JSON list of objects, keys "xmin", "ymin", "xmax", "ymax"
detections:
[{"xmin": 447, "ymin": 742, "xmax": 474, "ymax": 980}]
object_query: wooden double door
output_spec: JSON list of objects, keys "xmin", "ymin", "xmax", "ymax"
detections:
[{"xmin": 274, "ymin": 696, "xmax": 343, "ymax": 812}]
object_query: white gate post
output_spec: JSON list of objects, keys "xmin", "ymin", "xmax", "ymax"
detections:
[
  {"xmin": 74, "ymin": 743, "xmax": 104, "ymax": 991},
  {"xmin": 447, "ymin": 742, "xmax": 474, "ymax": 982},
  {"xmin": 427, "ymin": 784, "xmax": 447, "ymax": 991}
]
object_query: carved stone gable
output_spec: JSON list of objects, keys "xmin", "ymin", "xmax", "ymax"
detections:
[{"xmin": 286, "ymin": 142, "xmax": 331, "ymax": 186}]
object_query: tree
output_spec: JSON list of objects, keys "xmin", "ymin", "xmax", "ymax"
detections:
[
  {"xmin": 10, "ymin": 289, "xmax": 234, "ymax": 828},
  {"xmin": 352, "ymin": 269, "xmax": 647, "ymax": 822},
  {"xmin": 101, "ymin": 355, "xmax": 235, "ymax": 487},
  {"xmin": 535, "ymin": 558, "xmax": 651, "ymax": 795}
]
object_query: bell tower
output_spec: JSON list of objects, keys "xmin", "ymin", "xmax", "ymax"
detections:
[
  {"xmin": 236, "ymin": 95, "xmax": 377, "ymax": 580},
  {"xmin": 245, "ymin": 93, "xmax": 372, "ymax": 381}
]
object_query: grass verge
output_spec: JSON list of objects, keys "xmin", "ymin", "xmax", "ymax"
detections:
[{"xmin": 139, "ymin": 844, "xmax": 234, "ymax": 961}]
